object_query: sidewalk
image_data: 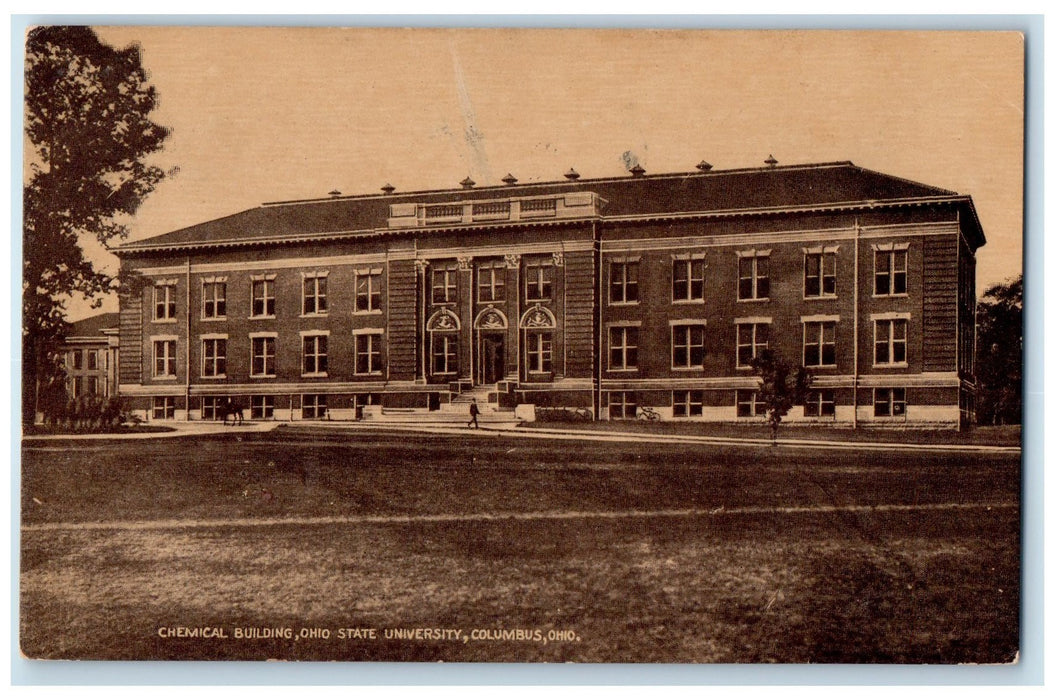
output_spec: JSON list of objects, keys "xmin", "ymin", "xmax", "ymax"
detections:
[{"xmin": 286, "ymin": 420, "xmax": 1022, "ymax": 455}]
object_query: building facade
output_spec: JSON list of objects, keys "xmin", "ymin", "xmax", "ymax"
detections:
[
  {"xmin": 114, "ymin": 161, "xmax": 984, "ymax": 428},
  {"xmin": 61, "ymin": 312, "xmax": 121, "ymax": 400}
]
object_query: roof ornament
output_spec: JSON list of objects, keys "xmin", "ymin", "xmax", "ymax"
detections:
[
  {"xmin": 695, "ymin": 160, "xmax": 713, "ymax": 172},
  {"xmin": 328, "ymin": 189, "xmax": 342, "ymax": 197},
  {"xmin": 501, "ymin": 173, "xmax": 518, "ymax": 186},
  {"xmin": 460, "ymin": 176, "xmax": 476, "ymax": 189},
  {"xmin": 564, "ymin": 168, "xmax": 580, "ymax": 181},
  {"xmin": 764, "ymin": 154, "xmax": 778, "ymax": 168},
  {"xmin": 381, "ymin": 183, "xmax": 395, "ymax": 194},
  {"xmin": 628, "ymin": 164, "xmax": 646, "ymax": 177}
]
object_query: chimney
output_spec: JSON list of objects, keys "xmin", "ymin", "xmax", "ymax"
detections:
[
  {"xmin": 460, "ymin": 176, "xmax": 476, "ymax": 189},
  {"xmin": 564, "ymin": 168, "xmax": 580, "ymax": 181},
  {"xmin": 695, "ymin": 160, "xmax": 713, "ymax": 172},
  {"xmin": 629, "ymin": 164, "xmax": 646, "ymax": 177},
  {"xmin": 501, "ymin": 173, "xmax": 518, "ymax": 186},
  {"xmin": 381, "ymin": 183, "xmax": 395, "ymax": 194}
]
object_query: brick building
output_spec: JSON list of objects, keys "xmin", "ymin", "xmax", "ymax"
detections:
[
  {"xmin": 114, "ymin": 160, "xmax": 984, "ymax": 428},
  {"xmin": 61, "ymin": 312, "xmax": 120, "ymax": 400}
]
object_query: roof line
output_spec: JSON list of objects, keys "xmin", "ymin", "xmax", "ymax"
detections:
[
  {"xmin": 259, "ymin": 161, "xmax": 858, "ymax": 207},
  {"xmin": 114, "ymin": 194, "xmax": 973, "ymax": 255}
]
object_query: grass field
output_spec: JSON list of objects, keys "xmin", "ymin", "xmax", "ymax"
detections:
[{"xmin": 20, "ymin": 427, "xmax": 1020, "ymax": 663}]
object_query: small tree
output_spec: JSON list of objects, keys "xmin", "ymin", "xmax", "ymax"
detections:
[
  {"xmin": 975, "ymin": 275, "xmax": 1022, "ymax": 425},
  {"xmin": 749, "ymin": 349, "xmax": 813, "ymax": 442}
]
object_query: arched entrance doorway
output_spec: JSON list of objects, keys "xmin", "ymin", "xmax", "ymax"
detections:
[{"xmin": 474, "ymin": 306, "xmax": 509, "ymax": 385}]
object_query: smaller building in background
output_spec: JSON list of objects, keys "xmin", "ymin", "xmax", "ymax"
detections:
[{"xmin": 61, "ymin": 312, "xmax": 120, "ymax": 400}]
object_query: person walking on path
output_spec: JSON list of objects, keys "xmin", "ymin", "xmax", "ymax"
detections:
[{"xmin": 468, "ymin": 399, "xmax": 480, "ymax": 429}]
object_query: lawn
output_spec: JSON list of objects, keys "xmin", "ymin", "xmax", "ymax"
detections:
[{"xmin": 20, "ymin": 428, "xmax": 1020, "ymax": 662}]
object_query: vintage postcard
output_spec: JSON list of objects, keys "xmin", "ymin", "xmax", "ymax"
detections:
[{"xmin": 19, "ymin": 26, "xmax": 1024, "ymax": 664}]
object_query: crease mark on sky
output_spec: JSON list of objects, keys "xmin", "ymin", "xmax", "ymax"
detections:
[{"xmin": 450, "ymin": 43, "xmax": 493, "ymax": 186}]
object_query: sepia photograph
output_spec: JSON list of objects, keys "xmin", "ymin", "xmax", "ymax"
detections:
[{"xmin": 18, "ymin": 25, "xmax": 1024, "ymax": 665}]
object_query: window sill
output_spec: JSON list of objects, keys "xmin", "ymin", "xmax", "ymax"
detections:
[
  {"xmin": 200, "ymin": 374, "xmax": 228, "ymax": 380},
  {"xmin": 302, "ymin": 372, "xmax": 329, "ymax": 378},
  {"xmin": 606, "ymin": 368, "xmax": 639, "ymax": 373},
  {"xmin": 608, "ymin": 301, "xmax": 640, "ymax": 307},
  {"xmin": 152, "ymin": 375, "xmax": 179, "ymax": 381},
  {"xmin": 300, "ymin": 313, "xmax": 329, "ymax": 319},
  {"xmin": 737, "ymin": 298, "xmax": 770, "ymax": 303},
  {"xmin": 353, "ymin": 310, "xmax": 384, "ymax": 316},
  {"xmin": 872, "ymin": 293, "xmax": 910, "ymax": 299},
  {"xmin": 249, "ymin": 374, "xmax": 277, "ymax": 379},
  {"xmin": 873, "ymin": 362, "xmax": 909, "ymax": 369},
  {"xmin": 354, "ymin": 372, "xmax": 384, "ymax": 377},
  {"xmin": 152, "ymin": 318, "xmax": 178, "ymax": 324},
  {"xmin": 671, "ymin": 366, "xmax": 705, "ymax": 372},
  {"xmin": 477, "ymin": 298, "xmax": 507, "ymax": 305},
  {"xmin": 249, "ymin": 315, "xmax": 276, "ymax": 321},
  {"xmin": 804, "ymin": 364, "xmax": 838, "ymax": 370},
  {"xmin": 803, "ymin": 295, "xmax": 838, "ymax": 301},
  {"xmin": 200, "ymin": 316, "xmax": 227, "ymax": 322},
  {"xmin": 525, "ymin": 298, "xmax": 552, "ymax": 304},
  {"xmin": 672, "ymin": 298, "xmax": 706, "ymax": 305}
]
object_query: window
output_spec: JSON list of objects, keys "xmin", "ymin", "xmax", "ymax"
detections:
[
  {"xmin": 874, "ymin": 388, "xmax": 907, "ymax": 417},
  {"xmin": 251, "ymin": 336, "xmax": 276, "ymax": 377},
  {"xmin": 251, "ymin": 278, "xmax": 275, "ymax": 317},
  {"xmin": 524, "ymin": 260, "xmax": 553, "ymax": 301},
  {"xmin": 201, "ymin": 337, "xmax": 227, "ymax": 377},
  {"xmin": 608, "ymin": 392, "xmax": 637, "ymax": 419},
  {"xmin": 152, "ymin": 397, "xmax": 176, "ymax": 420},
  {"xmin": 71, "ymin": 350, "xmax": 83, "ymax": 370},
  {"xmin": 803, "ymin": 321, "xmax": 837, "ymax": 367},
  {"xmin": 874, "ymin": 318, "xmax": 908, "ymax": 366},
  {"xmin": 431, "ymin": 264, "xmax": 458, "ymax": 304},
  {"xmin": 673, "ymin": 390, "xmax": 704, "ymax": 417},
  {"xmin": 302, "ymin": 394, "xmax": 327, "ymax": 420},
  {"xmin": 356, "ymin": 271, "xmax": 383, "ymax": 312},
  {"xmin": 609, "ymin": 260, "xmax": 639, "ymax": 304},
  {"xmin": 736, "ymin": 390, "xmax": 762, "ymax": 418},
  {"xmin": 477, "ymin": 262, "xmax": 505, "ymax": 303},
  {"xmin": 202, "ymin": 280, "xmax": 227, "ymax": 318},
  {"xmin": 736, "ymin": 322, "xmax": 770, "ymax": 368},
  {"xmin": 154, "ymin": 283, "xmax": 176, "ymax": 320},
  {"xmin": 738, "ymin": 253, "xmax": 770, "ymax": 300},
  {"xmin": 355, "ymin": 333, "xmax": 383, "ymax": 375},
  {"xmin": 875, "ymin": 248, "xmax": 908, "ymax": 296},
  {"xmin": 86, "ymin": 376, "xmax": 98, "ymax": 395},
  {"xmin": 526, "ymin": 331, "xmax": 553, "ymax": 373},
  {"xmin": 303, "ymin": 273, "xmax": 328, "ymax": 315},
  {"xmin": 804, "ymin": 251, "xmax": 837, "ymax": 298},
  {"xmin": 201, "ymin": 396, "xmax": 223, "ymax": 420},
  {"xmin": 608, "ymin": 326, "xmax": 639, "ymax": 371},
  {"xmin": 71, "ymin": 376, "xmax": 83, "ymax": 398},
  {"xmin": 804, "ymin": 390, "xmax": 836, "ymax": 417},
  {"xmin": 251, "ymin": 396, "xmax": 275, "ymax": 420},
  {"xmin": 431, "ymin": 334, "xmax": 459, "ymax": 375},
  {"xmin": 153, "ymin": 339, "xmax": 176, "ymax": 378},
  {"xmin": 673, "ymin": 258, "xmax": 705, "ymax": 302},
  {"xmin": 671, "ymin": 324, "xmax": 705, "ymax": 369},
  {"xmin": 302, "ymin": 334, "xmax": 328, "ymax": 375},
  {"xmin": 86, "ymin": 350, "xmax": 98, "ymax": 370}
]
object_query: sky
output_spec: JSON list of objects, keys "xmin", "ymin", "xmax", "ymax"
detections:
[{"xmin": 60, "ymin": 27, "xmax": 1024, "ymax": 321}]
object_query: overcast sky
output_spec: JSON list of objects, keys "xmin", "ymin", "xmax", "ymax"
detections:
[{"xmin": 66, "ymin": 27, "xmax": 1023, "ymax": 321}]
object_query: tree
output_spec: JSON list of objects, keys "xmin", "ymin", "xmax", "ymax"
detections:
[
  {"xmin": 749, "ymin": 349, "xmax": 813, "ymax": 442},
  {"xmin": 23, "ymin": 27, "xmax": 170, "ymax": 424},
  {"xmin": 975, "ymin": 275, "xmax": 1023, "ymax": 425}
]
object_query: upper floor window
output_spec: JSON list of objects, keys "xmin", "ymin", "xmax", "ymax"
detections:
[
  {"xmin": 803, "ymin": 320, "xmax": 837, "ymax": 367},
  {"xmin": 477, "ymin": 262, "xmax": 506, "ymax": 303},
  {"xmin": 154, "ymin": 282, "xmax": 176, "ymax": 321},
  {"xmin": 524, "ymin": 259, "xmax": 553, "ymax": 301},
  {"xmin": 201, "ymin": 336, "xmax": 227, "ymax": 378},
  {"xmin": 86, "ymin": 350, "xmax": 98, "ymax": 371},
  {"xmin": 432, "ymin": 263, "xmax": 458, "ymax": 304},
  {"xmin": 152, "ymin": 339, "xmax": 176, "ymax": 378},
  {"xmin": 874, "ymin": 246, "xmax": 908, "ymax": 296},
  {"xmin": 71, "ymin": 350, "xmax": 83, "ymax": 370},
  {"xmin": 302, "ymin": 333, "xmax": 329, "ymax": 375},
  {"xmin": 736, "ymin": 321, "xmax": 770, "ymax": 369},
  {"xmin": 804, "ymin": 250, "xmax": 837, "ymax": 298},
  {"xmin": 251, "ymin": 335, "xmax": 276, "ymax": 377},
  {"xmin": 202, "ymin": 280, "xmax": 227, "ymax": 319},
  {"xmin": 673, "ymin": 257, "xmax": 705, "ymax": 302},
  {"xmin": 738, "ymin": 251, "xmax": 770, "ymax": 301},
  {"xmin": 251, "ymin": 277, "xmax": 275, "ymax": 317},
  {"xmin": 525, "ymin": 330, "xmax": 553, "ymax": 374},
  {"xmin": 671, "ymin": 323, "xmax": 705, "ymax": 369},
  {"xmin": 874, "ymin": 317, "xmax": 908, "ymax": 366},
  {"xmin": 609, "ymin": 260, "xmax": 639, "ymax": 304},
  {"xmin": 356, "ymin": 270, "xmax": 383, "ymax": 312},
  {"xmin": 608, "ymin": 325, "xmax": 639, "ymax": 371},
  {"xmin": 355, "ymin": 332, "xmax": 384, "ymax": 375},
  {"xmin": 302, "ymin": 273, "xmax": 328, "ymax": 315}
]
